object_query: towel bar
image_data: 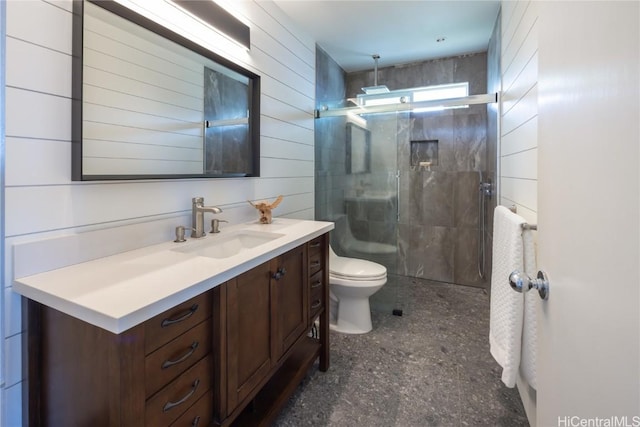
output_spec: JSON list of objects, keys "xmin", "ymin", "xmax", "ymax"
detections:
[{"xmin": 508, "ymin": 205, "xmax": 538, "ymax": 230}]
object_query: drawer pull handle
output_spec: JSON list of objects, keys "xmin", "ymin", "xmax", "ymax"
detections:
[
  {"xmin": 311, "ymin": 280, "xmax": 322, "ymax": 288},
  {"xmin": 310, "ymin": 242, "xmax": 321, "ymax": 248},
  {"xmin": 163, "ymin": 378, "xmax": 200, "ymax": 412},
  {"xmin": 272, "ymin": 267, "xmax": 287, "ymax": 281},
  {"xmin": 311, "ymin": 300, "xmax": 322, "ymax": 309},
  {"xmin": 161, "ymin": 304, "xmax": 198, "ymax": 328},
  {"xmin": 310, "ymin": 261, "xmax": 321, "ymax": 268},
  {"xmin": 161, "ymin": 341, "xmax": 199, "ymax": 369},
  {"xmin": 192, "ymin": 416, "xmax": 201, "ymax": 427}
]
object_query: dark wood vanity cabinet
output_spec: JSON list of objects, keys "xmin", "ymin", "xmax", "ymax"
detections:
[
  {"xmin": 225, "ymin": 260, "xmax": 274, "ymax": 413},
  {"xmin": 26, "ymin": 233, "xmax": 329, "ymax": 427},
  {"xmin": 272, "ymin": 244, "xmax": 309, "ymax": 360},
  {"xmin": 29, "ymin": 292, "xmax": 215, "ymax": 427},
  {"xmin": 220, "ymin": 244, "xmax": 311, "ymax": 425},
  {"xmin": 308, "ymin": 235, "xmax": 326, "ymax": 324}
]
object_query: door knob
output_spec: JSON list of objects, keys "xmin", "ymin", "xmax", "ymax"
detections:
[{"xmin": 509, "ymin": 270, "xmax": 549, "ymax": 300}]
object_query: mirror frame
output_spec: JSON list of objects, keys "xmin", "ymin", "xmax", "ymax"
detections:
[{"xmin": 72, "ymin": 0, "xmax": 261, "ymax": 181}]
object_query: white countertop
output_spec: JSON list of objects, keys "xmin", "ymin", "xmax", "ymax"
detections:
[{"xmin": 13, "ymin": 219, "xmax": 334, "ymax": 334}]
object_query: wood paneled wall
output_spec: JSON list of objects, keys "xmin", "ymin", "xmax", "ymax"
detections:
[
  {"xmin": 500, "ymin": 1, "xmax": 538, "ymax": 226},
  {"xmin": 1, "ymin": 1, "xmax": 315, "ymax": 424},
  {"xmin": 499, "ymin": 1, "xmax": 539, "ymax": 424}
]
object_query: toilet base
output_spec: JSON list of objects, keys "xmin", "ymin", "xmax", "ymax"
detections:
[{"xmin": 330, "ymin": 296, "xmax": 373, "ymax": 334}]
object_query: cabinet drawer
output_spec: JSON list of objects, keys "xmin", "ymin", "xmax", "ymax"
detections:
[
  {"xmin": 309, "ymin": 270, "xmax": 324, "ymax": 320},
  {"xmin": 168, "ymin": 390, "xmax": 212, "ymax": 427},
  {"xmin": 309, "ymin": 251, "xmax": 323, "ymax": 276},
  {"xmin": 308, "ymin": 236, "xmax": 324, "ymax": 256},
  {"xmin": 309, "ymin": 269, "xmax": 324, "ymax": 292},
  {"xmin": 145, "ymin": 356, "xmax": 212, "ymax": 427},
  {"xmin": 145, "ymin": 320, "xmax": 212, "ymax": 397},
  {"xmin": 145, "ymin": 292, "xmax": 212, "ymax": 354},
  {"xmin": 309, "ymin": 290, "xmax": 324, "ymax": 320}
]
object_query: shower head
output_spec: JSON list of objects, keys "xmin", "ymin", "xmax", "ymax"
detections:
[
  {"xmin": 361, "ymin": 54, "xmax": 389, "ymax": 94},
  {"xmin": 361, "ymin": 85, "xmax": 390, "ymax": 95}
]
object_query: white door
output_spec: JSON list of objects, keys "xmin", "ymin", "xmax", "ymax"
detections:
[{"xmin": 536, "ymin": 2, "xmax": 639, "ymax": 425}]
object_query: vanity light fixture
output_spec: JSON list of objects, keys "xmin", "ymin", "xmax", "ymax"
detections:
[{"xmin": 172, "ymin": 0, "xmax": 250, "ymax": 50}]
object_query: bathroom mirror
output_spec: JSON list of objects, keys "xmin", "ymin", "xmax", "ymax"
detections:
[
  {"xmin": 345, "ymin": 122, "xmax": 371, "ymax": 174},
  {"xmin": 72, "ymin": 0, "xmax": 260, "ymax": 180}
]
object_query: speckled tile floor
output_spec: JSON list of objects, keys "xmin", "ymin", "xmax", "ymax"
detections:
[{"xmin": 273, "ymin": 275, "xmax": 530, "ymax": 427}]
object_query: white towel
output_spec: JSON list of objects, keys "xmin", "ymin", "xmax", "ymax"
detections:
[
  {"xmin": 489, "ymin": 205, "xmax": 525, "ymax": 388},
  {"xmin": 520, "ymin": 229, "xmax": 538, "ymax": 389}
]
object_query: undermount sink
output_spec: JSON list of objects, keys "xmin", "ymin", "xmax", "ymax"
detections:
[{"xmin": 172, "ymin": 230, "xmax": 285, "ymax": 259}]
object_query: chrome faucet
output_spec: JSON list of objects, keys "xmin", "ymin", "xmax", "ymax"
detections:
[{"xmin": 191, "ymin": 197, "xmax": 222, "ymax": 238}]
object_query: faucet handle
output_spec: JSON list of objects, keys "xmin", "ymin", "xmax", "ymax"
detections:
[
  {"xmin": 174, "ymin": 226, "xmax": 187, "ymax": 242},
  {"xmin": 210, "ymin": 219, "xmax": 228, "ymax": 234},
  {"xmin": 192, "ymin": 197, "xmax": 204, "ymax": 205}
]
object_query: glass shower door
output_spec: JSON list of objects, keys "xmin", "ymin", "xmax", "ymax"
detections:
[{"xmin": 338, "ymin": 112, "xmax": 402, "ymax": 314}]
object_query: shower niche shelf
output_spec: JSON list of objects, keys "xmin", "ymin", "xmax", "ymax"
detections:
[{"xmin": 410, "ymin": 139, "xmax": 439, "ymax": 168}]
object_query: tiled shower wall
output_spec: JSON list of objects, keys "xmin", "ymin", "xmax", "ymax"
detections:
[
  {"xmin": 346, "ymin": 54, "xmax": 490, "ymax": 287},
  {"xmin": 314, "ymin": 47, "xmax": 347, "ymax": 224}
]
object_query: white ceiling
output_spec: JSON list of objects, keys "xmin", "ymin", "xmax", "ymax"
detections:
[{"xmin": 273, "ymin": 0, "xmax": 501, "ymax": 72}]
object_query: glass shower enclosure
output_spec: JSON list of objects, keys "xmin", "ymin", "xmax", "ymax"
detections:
[{"xmin": 314, "ymin": 48, "xmax": 497, "ymax": 315}]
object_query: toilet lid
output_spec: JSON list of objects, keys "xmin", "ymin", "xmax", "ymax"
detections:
[{"xmin": 330, "ymin": 256, "xmax": 387, "ymax": 280}]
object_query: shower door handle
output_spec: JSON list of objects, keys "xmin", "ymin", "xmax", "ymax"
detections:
[{"xmin": 396, "ymin": 170, "xmax": 400, "ymax": 223}]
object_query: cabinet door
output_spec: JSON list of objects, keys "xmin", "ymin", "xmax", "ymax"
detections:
[
  {"xmin": 271, "ymin": 245, "xmax": 308, "ymax": 361},
  {"xmin": 226, "ymin": 261, "xmax": 273, "ymax": 411}
]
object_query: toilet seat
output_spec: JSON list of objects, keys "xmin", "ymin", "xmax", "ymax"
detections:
[
  {"xmin": 329, "ymin": 253, "xmax": 387, "ymax": 280},
  {"xmin": 330, "ymin": 274, "xmax": 387, "ymax": 287}
]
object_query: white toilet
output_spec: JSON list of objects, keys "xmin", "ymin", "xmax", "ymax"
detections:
[{"xmin": 329, "ymin": 246, "xmax": 387, "ymax": 334}]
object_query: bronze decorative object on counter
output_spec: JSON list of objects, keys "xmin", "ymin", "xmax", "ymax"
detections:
[{"xmin": 248, "ymin": 195, "xmax": 283, "ymax": 224}]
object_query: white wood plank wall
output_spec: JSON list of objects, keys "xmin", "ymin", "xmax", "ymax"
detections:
[
  {"xmin": 500, "ymin": 1, "xmax": 539, "ymax": 424},
  {"xmin": 500, "ymin": 1, "xmax": 538, "ymax": 226},
  {"xmin": 0, "ymin": 0, "xmax": 5, "ymax": 401},
  {"xmin": 1, "ymin": 0, "xmax": 315, "ymax": 424}
]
